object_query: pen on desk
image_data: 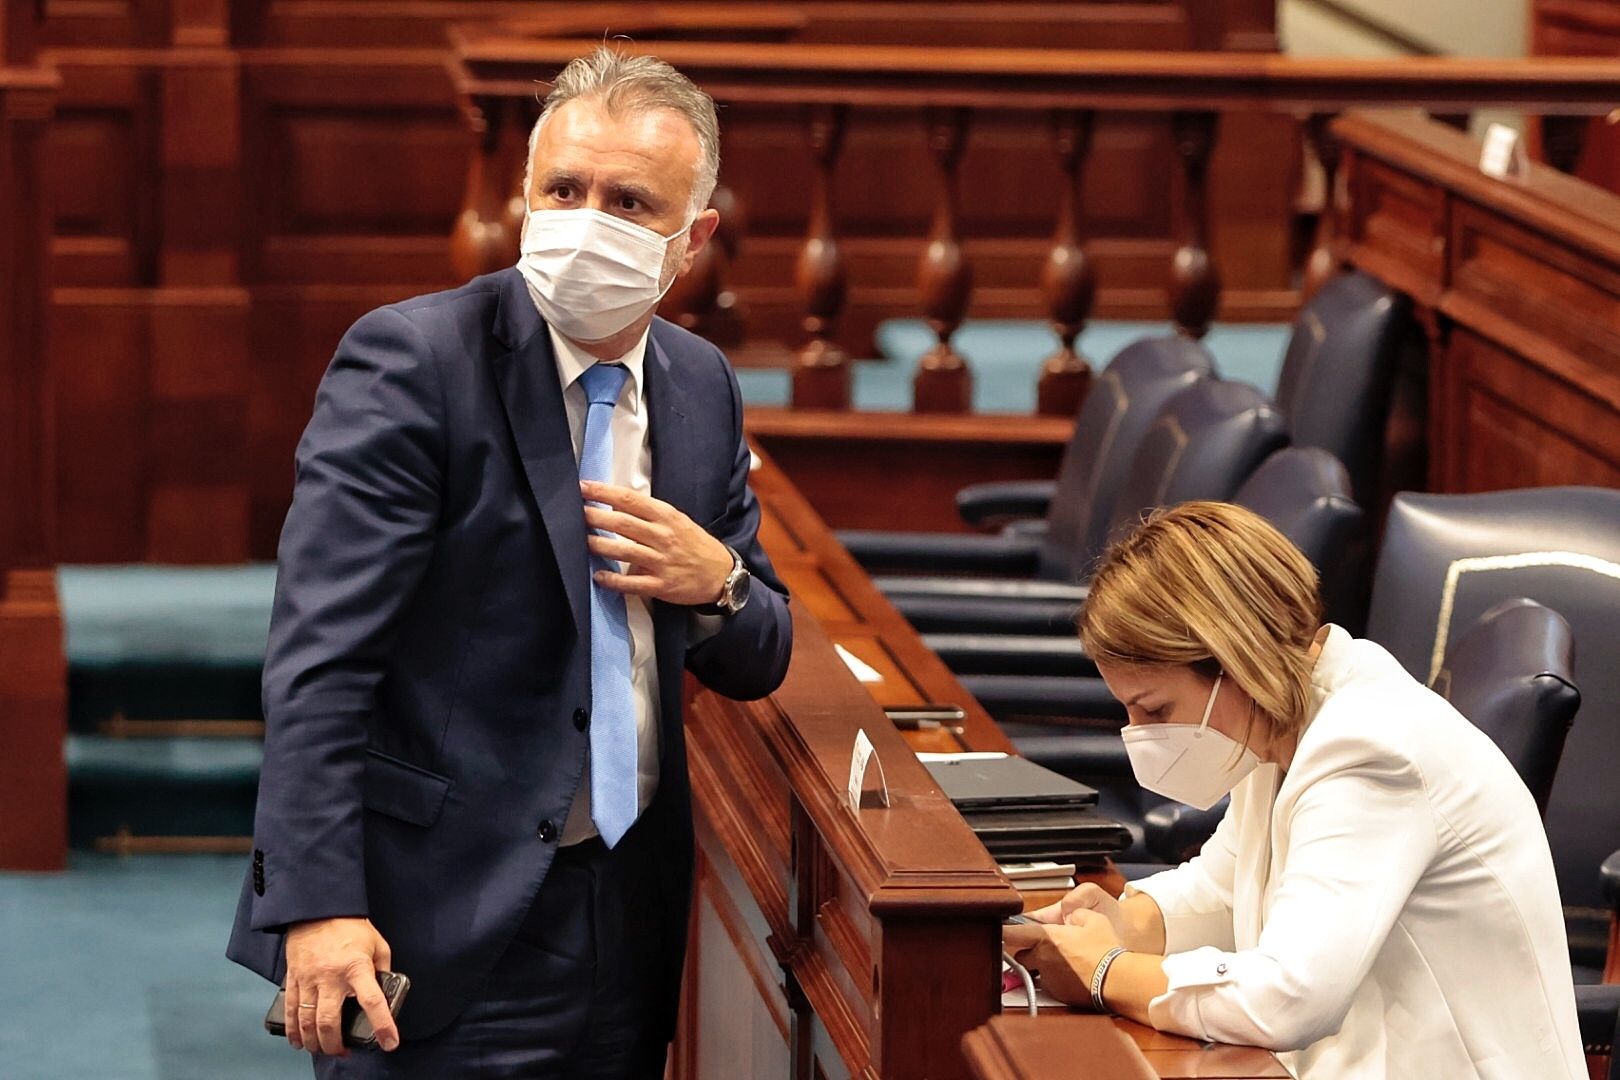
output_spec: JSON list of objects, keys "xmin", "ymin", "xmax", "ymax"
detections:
[
  {"xmin": 883, "ymin": 704, "xmax": 966, "ymax": 734},
  {"xmin": 910, "ymin": 718, "xmax": 966, "ymax": 734}
]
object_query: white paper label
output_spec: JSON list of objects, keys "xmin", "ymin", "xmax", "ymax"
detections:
[
  {"xmin": 1480, "ymin": 123, "xmax": 1527, "ymax": 179},
  {"xmin": 848, "ymin": 728, "xmax": 875, "ymax": 811}
]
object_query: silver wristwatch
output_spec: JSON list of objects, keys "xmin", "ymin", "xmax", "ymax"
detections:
[{"xmin": 700, "ymin": 545, "xmax": 751, "ymax": 616}]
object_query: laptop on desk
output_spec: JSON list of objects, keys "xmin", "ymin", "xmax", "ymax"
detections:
[{"xmin": 925, "ymin": 755, "xmax": 1099, "ymax": 813}]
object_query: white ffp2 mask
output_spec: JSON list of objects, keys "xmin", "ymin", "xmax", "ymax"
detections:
[
  {"xmin": 517, "ymin": 208, "xmax": 691, "ymax": 342},
  {"xmin": 1120, "ymin": 674, "xmax": 1261, "ymax": 811}
]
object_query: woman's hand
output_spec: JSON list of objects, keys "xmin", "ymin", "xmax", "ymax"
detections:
[
  {"xmin": 1003, "ymin": 910, "xmax": 1126, "ymax": 1008},
  {"xmin": 1028, "ymin": 882, "xmax": 1127, "ymax": 936}
]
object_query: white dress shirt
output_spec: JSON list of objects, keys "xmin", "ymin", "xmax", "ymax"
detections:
[
  {"xmin": 1129, "ymin": 625, "xmax": 1584, "ymax": 1079},
  {"xmin": 549, "ymin": 324, "xmax": 661, "ymax": 846}
]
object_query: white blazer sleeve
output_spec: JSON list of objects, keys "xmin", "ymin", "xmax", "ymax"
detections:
[
  {"xmin": 1128, "ymin": 799, "xmax": 1241, "ymax": 954},
  {"xmin": 1145, "ymin": 750, "xmax": 1439, "ymax": 1052}
]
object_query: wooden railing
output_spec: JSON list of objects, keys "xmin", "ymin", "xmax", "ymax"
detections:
[{"xmin": 450, "ymin": 8, "xmax": 1620, "ymax": 416}]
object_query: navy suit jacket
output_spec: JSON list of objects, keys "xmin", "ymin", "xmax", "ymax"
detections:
[{"xmin": 226, "ymin": 267, "xmax": 793, "ymax": 1040}]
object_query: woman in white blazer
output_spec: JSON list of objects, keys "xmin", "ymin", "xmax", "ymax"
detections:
[{"xmin": 1004, "ymin": 501, "xmax": 1583, "ymax": 1079}]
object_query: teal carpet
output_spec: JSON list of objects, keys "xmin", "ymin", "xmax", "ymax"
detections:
[
  {"xmin": 734, "ymin": 317, "xmax": 1290, "ymax": 412},
  {"xmin": 0, "ymin": 854, "xmax": 304, "ymax": 1079}
]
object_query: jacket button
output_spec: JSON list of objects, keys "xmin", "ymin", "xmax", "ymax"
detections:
[
  {"xmin": 573, "ymin": 707, "xmax": 589, "ymax": 732},
  {"xmin": 537, "ymin": 819, "xmax": 557, "ymax": 843}
]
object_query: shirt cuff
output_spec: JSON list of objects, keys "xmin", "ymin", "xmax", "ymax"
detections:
[
  {"xmin": 688, "ymin": 610, "xmax": 725, "ymax": 645},
  {"xmin": 1149, "ymin": 946, "xmax": 1239, "ymax": 1039}
]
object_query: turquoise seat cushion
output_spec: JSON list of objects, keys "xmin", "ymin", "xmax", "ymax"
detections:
[
  {"xmin": 66, "ymin": 735, "xmax": 263, "ymax": 844},
  {"xmin": 57, "ymin": 564, "xmax": 276, "ymax": 731}
]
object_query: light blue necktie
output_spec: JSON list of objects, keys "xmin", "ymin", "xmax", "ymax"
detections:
[{"xmin": 577, "ymin": 362, "xmax": 637, "ymax": 847}]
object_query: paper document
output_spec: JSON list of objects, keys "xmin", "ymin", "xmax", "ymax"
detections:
[
  {"xmin": 834, "ymin": 643, "xmax": 883, "ymax": 683},
  {"xmin": 915, "ymin": 751, "xmax": 1009, "ymax": 763}
]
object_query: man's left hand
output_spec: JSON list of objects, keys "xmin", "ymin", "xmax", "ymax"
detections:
[{"xmin": 581, "ymin": 481, "xmax": 732, "ymax": 606}]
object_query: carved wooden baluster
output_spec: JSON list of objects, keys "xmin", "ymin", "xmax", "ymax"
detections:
[
  {"xmin": 1037, "ymin": 109, "xmax": 1097, "ymax": 417},
  {"xmin": 502, "ymin": 98, "xmax": 541, "ymax": 244},
  {"xmin": 1301, "ymin": 111, "xmax": 1344, "ymax": 301},
  {"xmin": 708, "ymin": 183, "xmax": 746, "ymax": 339},
  {"xmin": 1169, "ymin": 110, "xmax": 1221, "ymax": 339},
  {"xmin": 793, "ymin": 105, "xmax": 851, "ymax": 409},
  {"xmin": 914, "ymin": 106, "xmax": 974, "ymax": 413},
  {"xmin": 1540, "ymin": 114, "xmax": 1589, "ymax": 175},
  {"xmin": 451, "ymin": 95, "xmax": 521, "ymax": 281},
  {"xmin": 664, "ymin": 183, "xmax": 746, "ymax": 345}
]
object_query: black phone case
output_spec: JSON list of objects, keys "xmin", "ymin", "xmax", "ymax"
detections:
[{"xmin": 264, "ymin": 970, "xmax": 411, "ymax": 1047}]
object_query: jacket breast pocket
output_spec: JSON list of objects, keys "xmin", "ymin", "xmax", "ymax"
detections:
[{"xmin": 361, "ymin": 748, "xmax": 452, "ymax": 828}]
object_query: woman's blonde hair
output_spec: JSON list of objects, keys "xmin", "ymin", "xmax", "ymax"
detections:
[{"xmin": 1078, "ymin": 501, "xmax": 1324, "ymax": 739}]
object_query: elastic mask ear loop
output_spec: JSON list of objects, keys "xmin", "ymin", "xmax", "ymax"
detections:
[
  {"xmin": 1200, "ymin": 672, "xmax": 1251, "ymax": 770},
  {"xmin": 1196, "ymin": 673, "xmax": 1224, "ymax": 735}
]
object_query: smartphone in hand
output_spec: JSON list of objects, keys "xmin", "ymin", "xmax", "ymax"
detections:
[{"xmin": 264, "ymin": 970, "xmax": 411, "ymax": 1047}]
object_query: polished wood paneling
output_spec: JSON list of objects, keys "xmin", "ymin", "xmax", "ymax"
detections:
[
  {"xmin": 964, "ymin": 1016, "xmax": 1290, "ymax": 1080},
  {"xmin": 1338, "ymin": 109, "xmax": 1620, "ymax": 494},
  {"xmin": 1, "ymin": 0, "xmax": 68, "ymax": 871},
  {"xmin": 1533, "ymin": 0, "xmax": 1620, "ymax": 191},
  {"xmin": 31, "ymin": 0, "xmax": 1295, "ymax": 562},
  {"xmin": 747, "ymin": 407, "xmax": 1073, "ymax": 533}
]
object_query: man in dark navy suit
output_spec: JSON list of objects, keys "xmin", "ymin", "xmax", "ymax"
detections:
[{"xmin": 226, "ymin": 47, "xmax": 793, "ymax": 1078}]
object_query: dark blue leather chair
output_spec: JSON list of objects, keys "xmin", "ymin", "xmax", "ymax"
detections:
[
  {"xmin": 936, "ymin": 447, "xmax": 1360, "ymax": 685},
  {"xmin": 1367, "ymin": 486, "xmax": 1620, "ymax": 981},
  {"xmin": 836, "ymin": 335, "xmax": 1213, "ymax": 584},
  {"xmin": 1577, "ymin": 983, "xmax": 1620, "ymax": 1079},
  {"xmin": 1269, "ymin": 271, "xmax": 1410, "ymax": 507},
  {"xmin": 887, "ymin": 376, "xmax": 1288, "ymax": 641}
]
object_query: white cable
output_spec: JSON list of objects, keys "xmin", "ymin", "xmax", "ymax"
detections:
[{"xmin": 1002, "ymin": 950, "xmax": 1039, "ymax": 1018}]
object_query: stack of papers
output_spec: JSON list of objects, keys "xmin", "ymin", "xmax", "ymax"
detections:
[{"xmin": 1000, "ymin": 861, "xmax": 1077, "ymax": 892}]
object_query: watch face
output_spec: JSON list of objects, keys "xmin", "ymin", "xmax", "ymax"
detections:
[{"xmin": 728, "ymin": 568, "xmax": 751, "ymax": 612}]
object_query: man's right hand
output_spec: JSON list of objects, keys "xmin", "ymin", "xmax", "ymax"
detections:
[{"xmin": 283, "ymin": 916, "xmax": 401, "ymax": 1056}]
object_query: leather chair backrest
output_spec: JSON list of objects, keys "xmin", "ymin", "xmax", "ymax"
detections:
[
  {"xmin": 1367, "ymin": 487, "xmax": 1620, "ymax": 910},
  {"xmin": 1432, "ymin": 598, "xmax": 1580, "ymax": 816},
  {"xmin": 1039, "ymin": 335, "xmax": 1214, "ymax": 581},
  {"xmin": 1102, "ymin": 378, "xmax": 1289, "ymax": 546},
  {"xmin": 1274, "ymin": 272, "xmax": 1409, "ymax": 506},
  {"xmin": 1232, "ymin": 448, "xmax": 1366, "ymax": 629}
]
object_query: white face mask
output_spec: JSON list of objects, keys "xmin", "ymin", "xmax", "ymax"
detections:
[
  {"xmin": 517, "ymin": 207, "xmax": 692, "ymax": 343},
  {"xmin": 1120, "ymin": 673, "xmax": 1261, "ymax": 811}
]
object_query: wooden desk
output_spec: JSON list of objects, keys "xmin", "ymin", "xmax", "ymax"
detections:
[
  {"xmin": 963, "ymin": 1017, "xmax": 1290, "ymax": 1080},
  {"xmin": 671, "ymin": 447, "xmax": 1279, "ymax": 1079}
]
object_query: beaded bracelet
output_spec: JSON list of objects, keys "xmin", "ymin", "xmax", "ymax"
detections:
[{"xmin": 1090, "ymin": 946, "xmax": 1128, "ymax": 1015}]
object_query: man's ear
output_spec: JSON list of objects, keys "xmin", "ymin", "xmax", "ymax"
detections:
[{"xmin": 680, "ymin": 208, "xmax": 722, "ymax": 274}]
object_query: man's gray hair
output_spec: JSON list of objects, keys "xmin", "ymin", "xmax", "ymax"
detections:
[{"xmin": 525, "ymin": 45, "xmax": 720, "ymax": 220}]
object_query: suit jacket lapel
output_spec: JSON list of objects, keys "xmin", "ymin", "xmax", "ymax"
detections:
[
  {"xmin": 488, "ymin": 271, "xmax": 589, "ymax": 637},
  {"xmin": 646, "ymin": 329, "xmax": 697, "ymax": 771},
  {"xmin": 645, "ymin": 330, "xmax": 695, "ymax": 518}
]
